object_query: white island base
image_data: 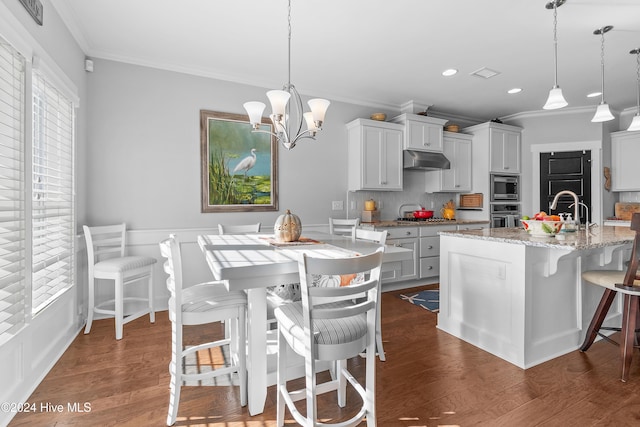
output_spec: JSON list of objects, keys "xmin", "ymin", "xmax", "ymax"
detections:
[{"xmin": 437, "ymin": 227, "xmax": 633, "ymax": 369}]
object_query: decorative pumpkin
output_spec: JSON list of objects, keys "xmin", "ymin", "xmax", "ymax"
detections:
[{"xmin": 274, "ymin": 209, "xmax": 302, "ymax": 242}]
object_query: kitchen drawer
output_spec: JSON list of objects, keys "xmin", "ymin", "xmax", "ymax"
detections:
[
  {"xmin": 383, "ymin": 227, "xmax": 419, "ymax": 239},
  {"xmin": 420, "ymin": 236, "xmax": 440, "ymax": 257},
  {"xmin": 420, "ymin": 257, "xmax": 440, "ymax": 278},
  {"xmin": 419, "ymin": 224, "xmax": 457, "ymax": 237},
  {"xmin": 457, "ymin": 223, "xmax": 487, "ymax": 231}
]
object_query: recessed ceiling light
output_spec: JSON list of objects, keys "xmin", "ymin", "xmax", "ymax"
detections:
[
  {"xmin": 587, "ymin": 92, "xmax": 602, "ymax": 98},
  {"xmin": 507, "ymin": 88, "xmax": 522, "ymax": 94},
  {"xmin": 442, "ymin": 69, "xmax": 458, "ymax": 77}
]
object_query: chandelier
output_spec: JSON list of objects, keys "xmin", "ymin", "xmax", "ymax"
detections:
[
  {"xmin": 628, "ymin": 48, "xmax": 640, "ymax": 131},
  {"xmin": 543, "ymin": 0, "xmax": 568, "ymax": 110},
  {"xmin": 591, "ymin": 25, "xmax": 615, "ymax": 122},
  {"xmin": 243, "ymin": 0, "xmax": 330, "ymax": 150}
]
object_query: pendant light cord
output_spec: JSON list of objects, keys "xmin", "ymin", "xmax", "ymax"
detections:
[
  {"xmin": 552, "ymin": 3, "xmax": 559, "ymax": 87},
  {"xmin": 287, "ymin": 0, "xmax": 292, "ymax": 90},
  {"xmin": 636, "ymin": 50, "xmax": 640, "ymax": 115},
  {"xmin": 599, "ymin": 29, "xmax": 606, "ymax": 104}
]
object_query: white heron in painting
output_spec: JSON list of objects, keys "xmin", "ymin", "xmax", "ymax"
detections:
[{"xmin": 233, "ymin": 148, "xmax": 257, "ymax": 178}]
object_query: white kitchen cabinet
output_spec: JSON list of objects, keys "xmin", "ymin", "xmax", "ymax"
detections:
[
  {"xmin": 347, "ymin": 118, "xmax": 403, "ymax": 191},
  {"xmin": 489, "ymin": 126, "xmax": 521, "ymax": 173},
  {"xmin": 377, "ymin": 227, "xmax": 419, "ymax": 283},
  {"xmin": 390, "ymin": 113, "xmax": 448, "ymax": 152},
  {"xmin": 611, "ymin": 130, "xmax": 640, "ymax": 191},
  {"xmin": 424, "ymin": 132, "xmax": 472, "ymax": 192},
  {"xmin": 419, "ymin": 225, "xmax": 456, "ymax": 279},
  {"xmin": 456, "ymin": 223, "xmax": 488, "ymax": 231}
]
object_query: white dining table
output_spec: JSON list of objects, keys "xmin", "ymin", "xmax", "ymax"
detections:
[{"xmin": 197, "ymin": 231, "xmax": 412, "ymax": 415}]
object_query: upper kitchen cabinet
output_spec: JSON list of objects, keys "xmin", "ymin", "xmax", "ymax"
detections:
[
  {"xmin": 611, "ymin": 130, "xmax": 640, "ymax": 191},
  {"xmin": 390, "ymin": 113, "xmax": 448, "ymax": 152},
  {"xmin": 347, "ymin": 118, "xmax": 404, "ymax": 191},
  {"xmin": 465, "ymin": 122, "xmax": 522, "ymax": 174},
  {"xmin": 490, "ymin": 126, "xmax": 521, "ymax": 173},
  {"xmin": 424, "ymin": 132, "xmax": 472, "ymax": 192}
]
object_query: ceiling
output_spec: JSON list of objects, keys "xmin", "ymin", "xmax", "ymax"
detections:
[{"xmin": 50, "ymin": 0, "xmax": 640, "ymax": 121}]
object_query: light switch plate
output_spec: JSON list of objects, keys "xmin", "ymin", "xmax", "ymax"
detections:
[{"xmin": 332, "ymin": 200, "xmax": 344, "ymax": 210}]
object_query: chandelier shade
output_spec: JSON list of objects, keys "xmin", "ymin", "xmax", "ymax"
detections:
[
  {"xmin": 591, "ymin": 25, "xmax": 615, "ymax": 123},
  {"xmin": 543, "ymin": 0, "xmax": 568, "ymax": 110},
  {"xmin": 628, "ymin": 48, "xmax": 640, "ymax": 131},
  {"xmin": 243, "ymin": 0, "xmax": 330, "ymax": 150}
]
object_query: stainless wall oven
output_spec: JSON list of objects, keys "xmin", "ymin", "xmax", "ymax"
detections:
[
  {"xmin": 490, "ymin": 174, "xmax": 520, "ymax": 201},
  {"xmin": 490, "ymin": 203, "xmax": 521, "ymax": 228}
]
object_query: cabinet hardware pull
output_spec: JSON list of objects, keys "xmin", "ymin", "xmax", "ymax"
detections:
[
  {"xmin": 428, "ymin": 266, "xmax": 433, "ymax": 270},
  {"xmin": 428, "ymin": 245, "xmax": 433, "ymax": 249}
]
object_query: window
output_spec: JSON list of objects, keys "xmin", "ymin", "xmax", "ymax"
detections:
[
  {"xmin": 0, "ymin": 32, "xmax": 76, "ymax": 342},
  {"xmin": 0, "ymin": 36, "xmax": 26, "ymax": 342},
  {"xmin": 31, "ymin": 71, "xmax": 75, "ymax": 314}
]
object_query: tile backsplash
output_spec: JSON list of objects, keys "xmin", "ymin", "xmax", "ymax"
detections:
[
  {"xmin": 619, "ymin": 192, "xmax": 640, "ymax": 203},
  {"xmin": 346, "ymin": 171, "xmax": 459, "ymax": 221}
]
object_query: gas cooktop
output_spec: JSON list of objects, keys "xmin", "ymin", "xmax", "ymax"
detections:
[{"xmin": 396, "ymin": 217, "xmax": 455, "ymax": 223}]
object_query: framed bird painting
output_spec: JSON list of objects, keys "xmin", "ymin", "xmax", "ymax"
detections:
[{"xmin": 200, "ymin": 110, "xmax": 278, "ymax": 212}]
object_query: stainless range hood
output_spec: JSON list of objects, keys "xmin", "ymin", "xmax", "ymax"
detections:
[{"xmin": 403, "ymin": 150, "xmax": 450, "ymax": 170}]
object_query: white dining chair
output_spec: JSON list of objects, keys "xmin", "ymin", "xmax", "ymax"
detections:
[
  {"xmin": 580, "ymin": 213, "xmax": 640, "ymax": 382},
  {"xmin": 159, "ymin": 235, "xmax": 247, "ymax": 426},
  {"xmin": 355, "ymin": 228, "xmax": 388, "ymax": 361},
  {"xmin": 218, "ymin": 223, "xmax": 261, "ymax": 234},
  {"xmin": 274, "ymin": 247, "xmax": 384, "ymax": 427},
  {"xmin": 329, "ymin": 218, "xmax": 360, "ymax": 238},
  {"xmin": 83, "ymin": 223, "xmax": 157, "ymax": 340}
]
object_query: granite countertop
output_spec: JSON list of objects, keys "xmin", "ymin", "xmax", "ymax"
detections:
[
  {"xmin": 439, "ymin": 225, "xmax": 636, "ymax": 250},
  {"xmin": 361, "ymin": 219, "xmax": 489, "ymax": 228}
]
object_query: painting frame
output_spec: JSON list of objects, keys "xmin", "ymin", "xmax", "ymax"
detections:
[{"xmin": 200, "ymin": 110, "xmax": 278, "ymax": 212}]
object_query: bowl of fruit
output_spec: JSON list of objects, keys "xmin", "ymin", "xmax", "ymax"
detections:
[{"xmin": 521, "ymin": 212, "xmax": 564, "ymax": 237}]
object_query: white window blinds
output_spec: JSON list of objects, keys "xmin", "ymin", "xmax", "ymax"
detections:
[
  {"xmin": 31, "ymin": 70, "xmax": 75, "ymax": 314},
  {"xmin": 0, "ymin": 37, "xmax": 26, "ymax": 342}
]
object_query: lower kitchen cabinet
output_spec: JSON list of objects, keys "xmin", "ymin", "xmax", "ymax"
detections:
[
  {"xmin": 456, "ymin": 223, "xmax": 487, "ymax": 231},
  {"xmin": 378, "ymin": 227, "xmax": 419, "ymax": 283},
  {"xmin": 420, "ymin": 225, "xmax": 456, "ymax": 279}
]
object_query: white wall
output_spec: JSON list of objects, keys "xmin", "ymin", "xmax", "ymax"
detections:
[{"xmin": 84, "ymin": 58, "xmax": 390, "ymax": 230}]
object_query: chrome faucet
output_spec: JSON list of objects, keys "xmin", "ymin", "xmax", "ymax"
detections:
[
  {"xmin": 549, "ymin": 190, "xmax": 580, "ymax": 225},
  {"xmin": 569, "ymin": 201, "xmax": 596, "ymax": 229}
]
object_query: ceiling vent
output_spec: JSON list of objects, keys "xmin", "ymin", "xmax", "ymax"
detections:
[{"xmin": 470, "ymin": 67, "xmax": 501, "ymax": 79}]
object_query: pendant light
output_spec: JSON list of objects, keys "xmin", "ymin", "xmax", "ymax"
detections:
[
  {"xmin": 628, "ymin": 48, "xmax": 640, "ymax": 131},
  {"xmin": 591, "ymin": 26, "xmax": 615, "ymax": 122},
  {"xmin": 243, "ymin": 0, "xmax": 330, "ymax": 150},
  {"xmin": 543, "ymin": 0, "xmax": 568, "ymax": 110}
]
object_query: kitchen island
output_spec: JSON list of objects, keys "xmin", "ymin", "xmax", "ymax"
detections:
[{"xmin": 438, "ymin": 225, "xmax": 635, "ymax": 369}]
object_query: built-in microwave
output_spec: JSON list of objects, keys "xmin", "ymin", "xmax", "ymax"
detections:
[{"xmin": 490, "ymin": 174, "xmax": 519, "ymax": 201}]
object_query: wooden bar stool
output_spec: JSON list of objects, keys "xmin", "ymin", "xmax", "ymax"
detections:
[{"xmin": 580, "ymin": 213, "xmax": 640, "ymax": 382}]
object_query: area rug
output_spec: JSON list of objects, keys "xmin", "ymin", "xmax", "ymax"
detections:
[{"xmin": 398, "ymin": 289, "xmax": 439, "ymax": 313}]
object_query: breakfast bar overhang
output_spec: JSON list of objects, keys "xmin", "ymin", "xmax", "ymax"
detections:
[{"xmin": 437, "ymin": 226, "xmax": 635, "ymax": 369}]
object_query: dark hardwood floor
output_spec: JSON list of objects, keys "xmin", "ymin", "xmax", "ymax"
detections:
[{"xmin": 9, "ymin": 284, "xmax": 640, "ymax": 427}]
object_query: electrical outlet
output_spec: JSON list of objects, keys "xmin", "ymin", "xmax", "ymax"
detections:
[{"xmin": 332, "ymin": 200, "xmax": 344, "ymax": 210}]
